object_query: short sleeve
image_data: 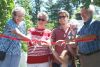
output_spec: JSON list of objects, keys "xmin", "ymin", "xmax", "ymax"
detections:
[
  {"xmin": 51, "ymin": 29, "xmax": 56, "ymax": 42},
  {"xmin": 3, "ymin": 19, "xmax": 17, "ymax": 35}
]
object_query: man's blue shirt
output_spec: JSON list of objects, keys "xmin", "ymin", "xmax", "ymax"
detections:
[{"xmin": 77, "ymin": 18, "xmax": 100, "ymax": 54}]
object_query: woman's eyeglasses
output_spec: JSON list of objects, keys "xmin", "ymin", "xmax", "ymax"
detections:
[
  {"xmin": 37, "ymin": 18, "xmax": 45, "ymax": 21},
  {"xmin": 58, "ymin": 16, "xmax": 66, "ymax": 19}
]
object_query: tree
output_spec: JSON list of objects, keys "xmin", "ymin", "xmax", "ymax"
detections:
[
  {"xmin": 30, "ymin": 0, "xmax": 43, "ymax": 23},
  {"xmin": 0, "ymin": 0, "xmax": 14, "ymax": 32},
  {"xmin": 75, "ymin": 0, "xmax": 100, "ymax": 8},
  {"xmin": 94, "ymin": 0, "xmax": 100, "ymax": 6}
]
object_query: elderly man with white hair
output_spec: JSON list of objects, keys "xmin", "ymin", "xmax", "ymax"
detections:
[
  {"xmin": 77, "ymin": 5, "xmax": 100, "ymax": 67},
  {"xmin": 0, "ymin": 6, "xmax": 30, "ymax": 67}
]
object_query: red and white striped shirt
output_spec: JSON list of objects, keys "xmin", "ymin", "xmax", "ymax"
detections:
[{"xmin": 27, "ymin": 28, "xmax": 52, "ymax": 63}]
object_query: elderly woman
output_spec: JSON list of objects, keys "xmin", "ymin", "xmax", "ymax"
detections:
[
  {"xmin": 0, "ymin": 7, "xmax": 30, "ymax": 67},
  {"xmin": 27, "ymin": 12, "xmax": 52, "ymax": 67}
]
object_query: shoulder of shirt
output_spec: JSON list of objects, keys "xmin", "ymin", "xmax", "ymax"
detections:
[
  {"xmin": 44, "ymin": 29, "xmax": 51, "ymax": 33},
  {"xmin": 94, "ymin": 20, "xmax": 100, "ymax": 23},
  {"xmin": 28, "ymin": 27, "xmax": 35, "ymax": 31},
  {"xmin": 52, "ymin": 27, "xmax": 60, "ymax": 32},
  {"xmin": 21, "ymin": 21, "xmax": 25, "ymax": 24},
  {"xmin": 5, "ymin": 19, "xmax": 17, "ymax": 28},
  {"xmin": 7, "ymin": 19, "xmax": 13, "ymax": 24},
  {"xmin": 92, "ymin": 20, "xmax": 100, "ymax": 25}
]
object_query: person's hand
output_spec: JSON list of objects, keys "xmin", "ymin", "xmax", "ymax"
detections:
[
  {"xmin": 67, "ymin": 41, "xmax": 76, "ymax": 45},
  {"xmin": 40, "ymin": 40, "xmax": 48, "ymax": 46},
  {"xmin": 56, "ymin": 40, "xmax": 65, "ymax": 46},
  {"xmin": 49, "ymin": 44, "xmax": 55, "ymax": 51},
  {"xmin": 39, "ymin": 39, "xmax": 51, "ymax": 47}
]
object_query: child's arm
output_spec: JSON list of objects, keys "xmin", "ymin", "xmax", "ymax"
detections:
[{"xmin": 49, "ymin": 46, "xmax": 68, "ymax": 64}]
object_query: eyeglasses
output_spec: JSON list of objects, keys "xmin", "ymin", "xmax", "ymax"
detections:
[
  {"xmin": 58, "ymin": 16, "xmax": 66, "ymax": 19},
  {"xmin": 37, "ymin": 18, "xmax": 45, "ymax": 21}
]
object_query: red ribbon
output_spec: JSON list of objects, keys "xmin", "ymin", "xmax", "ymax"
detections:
[
  {"xmin": 0, "ymin": 34, "xmax": 58, "ymax": 45},
  {"xmin": 0, "ymin": 34, "xmax": 96, "ymax": 46}
]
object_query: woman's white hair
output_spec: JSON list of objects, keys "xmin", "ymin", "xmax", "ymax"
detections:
[
  {"xmin": 37, "ymin": 12, "xmax": 49, "ymax": 21},
  {"xmin": 12, "ymin": 7, "xmax": 25, "ymax": 16}
]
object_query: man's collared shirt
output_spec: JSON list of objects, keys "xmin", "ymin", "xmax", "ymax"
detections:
[{"xmin": 77, "ymin": 18, "xmax": 100, "ymax": 54}]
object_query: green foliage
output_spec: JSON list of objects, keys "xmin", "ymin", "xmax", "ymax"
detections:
[
  {"xmin": 45, "ymin": 0, "xmax": 82, "ymax": 22},
  {"xmin": 76, "ymin": 0, "xmax": 100, "ymax": 8},
  {"xmin": 29, "ymin": 0, "xmax": 43, "ymax": 22},
  {"xmin": 25, "ymin": 15, "xmax": 33, "ymax": 30},
  {"xmin": 82, "ymin": 0, "xmax": 91, "ymax": 8},
  {"xmin": 46, "ymin": 20, "xmax": 57, "ymax": 30},
  {"xmin": 94, "ymin": 0, "xmax": 100, "ymax": 6},
  {"xmin": 21, "ymin": 42, "xmax": 28, "ymax": 52},
  {"xmin": 0, "ymin": 0, "xmax": 14, "ymax": 32}
]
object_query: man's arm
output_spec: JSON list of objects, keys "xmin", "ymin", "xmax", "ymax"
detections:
[{"xmin": 75, "ymin": 34, "xmax": 97, "ymax": 42}]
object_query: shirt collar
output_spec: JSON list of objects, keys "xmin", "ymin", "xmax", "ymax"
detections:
[{"xmin": 84, "ymin": 17, "xmax": 92, "ymax": 25}]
